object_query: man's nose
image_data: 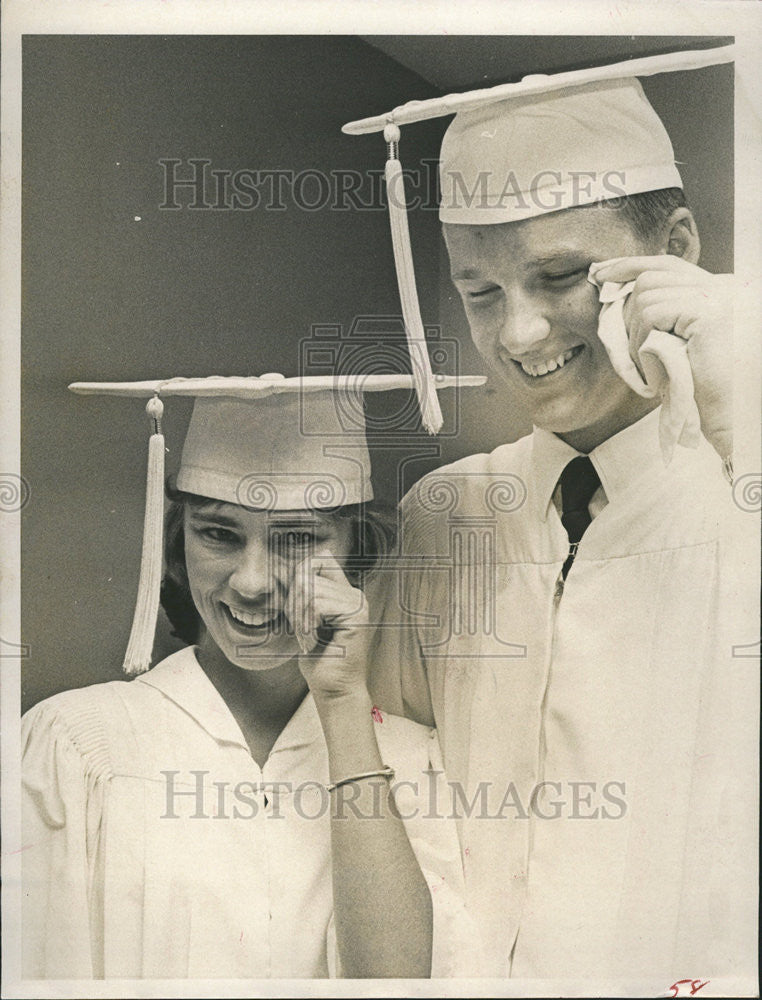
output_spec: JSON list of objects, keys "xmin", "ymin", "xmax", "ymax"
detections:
[
  {"xmin": 499, "ymin": 290, "xmax": 552, "ymax": 355},
  {"xmin": 228, "ymin": 540, "xmax": 278, "ymax": 601}
]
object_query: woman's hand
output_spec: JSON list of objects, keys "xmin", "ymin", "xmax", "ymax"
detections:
[
  {"xmin": 288, "ymin": 554, "xmax": 434, "ymax": 979},
  {"xmin": 287, "ymin": 552, "xmax": 371, "ymax": 702}
]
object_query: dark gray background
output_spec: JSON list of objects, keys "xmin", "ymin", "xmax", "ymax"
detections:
[{"xmin": 22, "ymin": 35, "xmax": 733, "ymax": 710}]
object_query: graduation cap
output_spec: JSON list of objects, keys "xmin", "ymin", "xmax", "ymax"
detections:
[
  {"xmin": 68, "ymin": 372, "xmax": 486, "ymax": 675},
  {"xmin": 342, "ymin": 44, "xmax": 734, "ymax": 354}
]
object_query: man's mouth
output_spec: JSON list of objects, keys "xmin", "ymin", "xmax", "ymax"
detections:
[{"xmin": 513, "ymin": 345, "xmax": 584, "ymax": 378}]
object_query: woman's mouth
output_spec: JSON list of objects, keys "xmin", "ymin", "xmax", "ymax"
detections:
[
  {"xmin": 511, "ymin": 344, "xmax": 584, "ymax": 378},
  {"xmin": 223, "ymin": 604, "xmax": 286, "ymax": 635}
]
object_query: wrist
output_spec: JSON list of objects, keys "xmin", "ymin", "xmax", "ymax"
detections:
[
  {"xmin": 315, "ymin": 691, "xmax": 385, "ymax": 780},
  {"xmin": 312, "ymin": 685, "xmax": 373, "ymax": 719}
]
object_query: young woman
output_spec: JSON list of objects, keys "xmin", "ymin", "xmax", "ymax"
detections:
[{"xmin": 21, "ymin": 379, "xmax": 480, "ymax": 980}]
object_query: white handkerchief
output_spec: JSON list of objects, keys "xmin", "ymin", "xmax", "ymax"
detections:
[{"xmin": 590, "ymin": 272, "xmax": 702, "ymax": 464}]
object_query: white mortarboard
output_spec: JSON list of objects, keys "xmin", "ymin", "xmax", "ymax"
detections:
[
  {"xmin": 342, "ymin": 46, "xmax": 734, "ymax": 345},
  {"xmin": 68, "ymin": 372, "xmax": 486, "ymax": 675},
  {"xmin": 436, "ymin": 76, "xmax": 682, "ymax": 225},
  {"xmin": 178, "ymin": 390, "xmax": 373, "ymax": 509}
]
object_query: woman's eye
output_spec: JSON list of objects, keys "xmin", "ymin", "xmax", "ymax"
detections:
[
  {"xmin": 274, "ymin": 531, "xmax": 318, "ymax": 552},
  {"xmin": 288, "ymin": 532, "xmax": 315, "ymax": 547},
  {"xmin": 195, "ymin": 525, "xmax": 238, "ymax": 545}
]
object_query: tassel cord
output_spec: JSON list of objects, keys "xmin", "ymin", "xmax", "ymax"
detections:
[
  {"xmin": 384, "ymin": 124, "xmax": 443, "ymax": 434},
  {"xmin": 123, "ymin": 396, "xmax": 165, "ymax": 675}
]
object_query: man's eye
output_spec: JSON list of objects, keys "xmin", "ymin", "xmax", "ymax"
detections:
[
  {"xmin": 466, "ymin": 285, "xmax": 500, "ymax": 300},
  {"xmin": 543, "ymin": 268, "xmax": 587, "ymax": 287}
]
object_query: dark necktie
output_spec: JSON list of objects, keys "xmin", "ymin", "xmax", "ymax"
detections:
[{"xmin": 559, "ymin": 455, "xmax": 601, "ymax": 579}]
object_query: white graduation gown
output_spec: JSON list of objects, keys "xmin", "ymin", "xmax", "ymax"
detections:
[
  {"xmin": 22, "ymin": 646, "xmax": 482, "ymax": 979},
  {"xmin": 369, "ymin": 408, "xmax": 758, "ymax": 983}
]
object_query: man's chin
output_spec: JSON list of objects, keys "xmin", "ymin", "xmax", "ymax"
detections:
[
  {"xmin": 536, "ymin": 398, "xmax": 659, "ymax": 452},
  {"xmin": 527, "ymin": 397, "xmax": 618, "ymax": 449},
  {"xmin": 526, "ymin": 402, "xmax": 593, "ymax": 436}
]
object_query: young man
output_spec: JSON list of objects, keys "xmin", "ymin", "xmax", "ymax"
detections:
[{"xmin": 360, "ymin": 62, "xmax": 757, "ymax": 984}]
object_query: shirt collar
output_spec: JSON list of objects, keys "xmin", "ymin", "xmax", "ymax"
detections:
[
  {"xmin": 137, "ymin": 646, "xmax": 323, "ymax": 753},
  {"xmin": 270, "ymin": 691, "xmax": 324, "ymax": 756},
  {"xmin": 531, "ymin": 407, "xmax": 663, "ymax": 521}
]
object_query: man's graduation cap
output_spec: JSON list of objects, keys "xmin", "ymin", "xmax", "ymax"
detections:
[
  {"xmin": 68, "ymin": 372, "xmax": 485, "ymax": 675},
  {"xmin": 342, "ymin": 44, "xmax": 734, "ymax": 367}
]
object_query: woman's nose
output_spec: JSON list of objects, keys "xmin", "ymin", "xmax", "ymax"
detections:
[
  {"xmin": 499, "ymin": 290, "xmax": 552, "ymax": 355},
  {"xmin": 228, "ymin": 540, "xmax": 279, "ymax": 601}
]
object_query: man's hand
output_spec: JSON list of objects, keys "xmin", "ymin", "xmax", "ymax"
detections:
[
  {"xmin": 287, "ymin": 552, "xmax": 370, "ymax": 702},
  {"xmin": 591, "ymin": 255, "xmax": 733, "ymax": 460}
]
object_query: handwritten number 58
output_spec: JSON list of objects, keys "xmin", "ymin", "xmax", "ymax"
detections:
[{"xmin": 668, "ymin": 980, "xmax": 709, "ymax": 998}]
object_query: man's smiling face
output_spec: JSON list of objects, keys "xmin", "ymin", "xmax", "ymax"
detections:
[{"xmin": 444, "ymin": 203, "xmax": 660, "ymax": 453}]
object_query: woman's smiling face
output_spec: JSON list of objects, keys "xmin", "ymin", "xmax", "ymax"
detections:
[
  {"xmin": 183, "ymin": 500, "xmax": 352, "ymax": 672},
  {"xmin": 444, "ymin": 202, "xmax": 660, "ymax": 452}
]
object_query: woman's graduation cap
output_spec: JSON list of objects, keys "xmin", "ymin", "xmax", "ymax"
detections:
[
  {"xmin": 342, "ymin": 44, "xmax": 734, "ymax": 357},
  {"xmin": 68, "ymin": 372, "xmax": 485, "ymax": 675}
]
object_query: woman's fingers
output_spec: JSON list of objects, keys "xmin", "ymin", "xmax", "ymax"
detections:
[
  {"xmin": 310, "ymin": 551, "xmax": 350, "ymax": 585},
  {"xmin": 287, "ymin": 556, "xmax": 323, "ymax": 652},
  {"xmin": 288, "ymin": 553, "xmax": 366, "ymax": 652},
  {"xmin": 290, "ymin": 552, "xmax": 371, "ymax": 697},
  {"xmin": 285, "ymin": 562, "xmax": 313, "ymax": 653}
]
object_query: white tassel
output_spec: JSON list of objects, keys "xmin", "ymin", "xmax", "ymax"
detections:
[
  {"xmin": 384, "ymin": 123, "xmax": 443, "ymax": 434},
  {"xmin": 123, "ymin": 396, "xmax": 165, "ymax": 675}
]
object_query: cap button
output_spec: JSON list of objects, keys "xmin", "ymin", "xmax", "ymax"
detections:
[
  {"xmin": 521, "ymin": 73, "xmax": 550, "ymax": 84},
  {"xmin": 258, "ymin": 372, "xmax": 286, "ymax": 380}
]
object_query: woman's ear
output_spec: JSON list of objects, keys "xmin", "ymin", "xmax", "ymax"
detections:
[{"xmin": 663, "ymin": 207, "xmax": 701, "ymax": 264}]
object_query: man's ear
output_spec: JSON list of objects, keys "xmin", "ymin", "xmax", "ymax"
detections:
[{"xmin": 663, "ymin": 208, "xmax": 701, "ymax": 264}]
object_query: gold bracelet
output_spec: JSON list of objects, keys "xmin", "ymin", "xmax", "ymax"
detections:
[{"xmin": 326, "ymin": 765, "xmax": 395, "ymax": 793}]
